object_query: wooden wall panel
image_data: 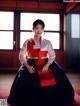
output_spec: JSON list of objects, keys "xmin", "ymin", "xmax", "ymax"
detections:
[{"xmin": 0, "ymin": 51, "xmax": 20, "ymax": 68}]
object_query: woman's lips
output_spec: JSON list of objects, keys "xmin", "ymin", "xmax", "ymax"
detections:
[{"xmin": 37, "ymin": 33, "xmax": 41, "ymax": 34}]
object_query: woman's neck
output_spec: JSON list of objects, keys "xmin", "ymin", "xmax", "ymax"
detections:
[{"xmin": 34, "ymin": 36, "xmax": 41, "ymax": 44}]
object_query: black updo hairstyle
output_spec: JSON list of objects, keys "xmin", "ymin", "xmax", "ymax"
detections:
[{"xmin": 33, "ymin": 19, "xmax": 45, "ymax": 29}]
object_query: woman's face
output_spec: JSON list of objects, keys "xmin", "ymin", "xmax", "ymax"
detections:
[{"xmin": 33, "ymin": 24, "xmax": 44, "ymax": 37}]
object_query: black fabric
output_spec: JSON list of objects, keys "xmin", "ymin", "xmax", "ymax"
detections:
[{"xmin": 7, "ymin": 59, "xmax": 74, "ymax": 106}]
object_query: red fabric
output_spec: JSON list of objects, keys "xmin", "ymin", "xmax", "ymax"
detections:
[
  {"xmin": 27, "ymin": 39, "xmax": 57, "ymax": 87},
  {"xmin": 27, "ymin": 39, "xmax": 48, "ymax": 57},
  {"xmin": 35, "ymin": 59, "xmax": 56, "ymax": 87},
  {"xmin": 38, "ymin": 68, "xmax": 56, "ymax": 87}
]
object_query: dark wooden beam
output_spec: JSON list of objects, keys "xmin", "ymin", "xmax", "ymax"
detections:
[
  {"xmin": 0, "ymin": 1, "xmax": 63, "ymax": 11},
  {"xmin": 65, "ymin": 2, "xmax": 78, "ymax": 13}
]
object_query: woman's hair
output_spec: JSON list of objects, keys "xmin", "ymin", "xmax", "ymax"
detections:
[{"xmin": 33, "ymin": 19, "xmax": 45, "ymax": 29}]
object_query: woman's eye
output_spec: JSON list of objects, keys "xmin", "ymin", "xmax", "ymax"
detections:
[{"xmin": 36, "ymin": 27, "xmax": 39, "ymax": 30}]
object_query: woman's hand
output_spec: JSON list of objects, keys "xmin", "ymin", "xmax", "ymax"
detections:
[
  {"xmin": 23, "ymin": 62, "xmax": 35, "ymax": 74},
  {"xmin": 42, "ymin": 64, "xmax": 49, "ymax": 72},
  {"xmin": 27, "ymin": 65, "xmax": 35, "ymax": 74}
]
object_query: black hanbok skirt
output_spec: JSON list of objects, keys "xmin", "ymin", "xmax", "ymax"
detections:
[{"xmin": 7, "ymin": 59, "xmax": 74, "ymax": 106}]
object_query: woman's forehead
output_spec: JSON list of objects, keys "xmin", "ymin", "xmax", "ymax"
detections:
[{"xmin": 34, "ymin": 24, "xmax": 43, "ymax": 28}]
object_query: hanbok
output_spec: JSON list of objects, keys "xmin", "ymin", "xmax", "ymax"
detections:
[{"xmin": 7, "ymin": 38, "xmax": 74, "ymax": 106}]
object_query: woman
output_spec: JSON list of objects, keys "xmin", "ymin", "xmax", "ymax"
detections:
[{"xmin": 7, "ymin": 19, "xmax": 74, "ymax": 106}]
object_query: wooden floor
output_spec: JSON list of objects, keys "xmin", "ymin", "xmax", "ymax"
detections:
[
  {"xmin": 66, "ymin": 73, "xmax": 80, "ymax": 91},
  {"xmin": 0, "ymin": 73, "xmax": 15, "ymax": 98}
]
